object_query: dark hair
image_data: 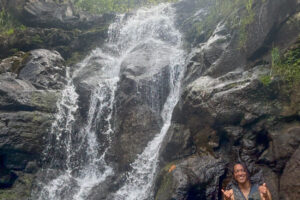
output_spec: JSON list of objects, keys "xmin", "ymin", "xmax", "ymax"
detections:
[{"xmin": 226, "ymin": 162, "xmax": 250, "ymax": 189}]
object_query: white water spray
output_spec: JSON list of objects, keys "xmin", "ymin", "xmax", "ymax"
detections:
[
  {"xmin": 113, "ymin": 4, "xmax": 186, "ymax": 200},
  {"xmin": 32, "ymin": 2, "xmax": 186, "ymax": 200}
]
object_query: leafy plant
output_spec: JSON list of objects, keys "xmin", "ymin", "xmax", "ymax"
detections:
[
  {"xmin": 259, "ymin": 75, "xmax": 272, "ymax": 86},
  {"xmin": 0, "ymin": 8, "xmax": 26, "ymax": 36},
  {"xmin": 271, "ymin": 47, "xmax": 281, "ymax": 68},
  {"xmin": 238, "ymin": 0, "xmax": 255, "ymax": 48},
  {"xmin": 270, "ymin": 44, "xmax": 300, "ymax": 85}
]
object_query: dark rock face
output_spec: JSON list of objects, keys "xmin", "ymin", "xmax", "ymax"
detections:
[
  {"xmin": 20, "ymin": 0, "xmax": 112, "ymax": 30},
  {"xmin": 157, "ymin": 67, "xmax": 300, "ymax": 199},
  {"xmin": 18, "ymin": 49, "xmax": 67, "ymax": 90},
  {"xmin": 177, "ymin": 0, "xmax": 299, "ymax": 83},
  {"xmin": 280, "ymin": 147, "xmax": 300, "ymax": 200},
  {"xmin": 0, "ymin": 50, "xmax": 65, "ymax": 199},
  {"xmin": 107, "ymin": 45, "xmax": 172, "ymax": 172},
  {"xmin": 0, "ymin": 0, "xmax": 113, "ymax": 62},
  {"xmin": 155, "ymin": 0, "xmax": 300, "ymax": 199},
  {"xmin": 155, "ymin": 155, "xmax": 225, "ymax": 200},
  {"xmin": 0, "ymin": 26, "xmax": 109, "ymax": 61}
]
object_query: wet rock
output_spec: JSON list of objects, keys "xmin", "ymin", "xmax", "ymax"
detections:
[
  {"xmin": 0, "ymin": 168, "xmax": 18, "ymax": 188},
  {"xmin": 24, "ymin": 161, "xmax": 38, "ymax": 174},
  {"xmin": 0, "ymin": 52, "xmax": 28, "ymax": 74},
  {"xmin": 109, "ymin": 102, "xmax": 163, "ymax": 171},
  {"xmin": 160, "ymin": 64, "xmax": 300, "ymax": 199},
  {"xmin": 108, "ymin": 41, "xmax": 174, "ymax": 171},
  {"xmin": 261, "ymin": 166, "xmax": 279, "ymax": 200},
  {"xmin": 11, "ymin": 0, "xmax": 113, "ymax": 30},
  {"xmin": 177, "ymin": 0, "xmax": 299, "ymax": 83},
  {"xmin": 0, "ymin": 0, "xmax": 113, "ymax": 60},
  {"xmin": 0, "ymin": 172, "xmax": 34, "ymax": 200},
  {"xmin": 244, "ymin": 0, "xmax": 299, "ymax": 60},
  {"xmin": 280, "ymin": 147, "xmax": 300, "ymax": 200},
  {"xmin": 0, "ymin": 74, "xmax": 59, "ymax": 112},
  {"xmin": 160, "ymin": 123, "xmax": 193, "ymax": 165},
  {"xmin": 259, "ymin": 123, "xmax": 300, "ymax": 172},
  {"xmin": 0, "ymin": 26, "xmax": 109, "ymax": 61},
  {"xmin": 155, "ymin": 155, "xmax": 225, "ymax": 200},
  {"xmin": 18, "ymin": 49, "xmax": 67, "ymax": 90},
  {"xmin": 0, "ymin": 50, "xmax": 66, "ymax": 199}
]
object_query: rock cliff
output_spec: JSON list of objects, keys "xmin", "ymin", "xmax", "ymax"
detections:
[
  {"xmin": 155, "ymin": 0, "xmax": 300, "ymax": 199},
  {"xmin": 0, "ymin": 0, "xmax": 299, "ymax": 199}
]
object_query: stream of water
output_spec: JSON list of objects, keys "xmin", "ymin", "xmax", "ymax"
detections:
[{"xmin": 31, "ymin": 3, "xmax": 186, "ymax": 200}]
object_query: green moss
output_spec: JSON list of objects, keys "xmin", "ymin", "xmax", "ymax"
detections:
[
  {"xmin": 66, "ymin": 51, "xmax": 85, "ymax": 66},
  {"xmin": 31, "ymin": 91, "xmax": 59, "ymax": 113},
  {"xmin": 238, "ymin": 0, "xmax": 255, "ymax": 48},
  {"xmin": 11, "ymin": 52, "xmax": 30, "ymax": 74},
  {"xmin": 260, "ymin": 42, "xmax": 300, "ymax": 88},
  {"xmin": 0, "ymin": 191, "xmax": 19, "ymax": 200},
  {"xmin": 0, "ymin": 173, "xmax": 34, "ymax": 200},
  {"xmin": 0, "ymin": 9, "xmax": 26, "ymax": 36},
  {"xmin": 31, "ymin": 35, "xmax": 43, "ymax": 44},
  {"xmin": 184, "ymin": 0, "xmax": 257, "ymax": 47},
  {"xmin": 271, "ymin": 43, "xmax": 300, "ymax": 85},
  {"xmin": 260, "ymin": 75, "xmax": 272, "ymax": 86},
  {"xmin": 9, "ymin": 48, "xmax": 18, "ymax": 54},
  {"xmin": 155, "ymin": 173, "xmax": 173, "ymax": 200},
  {"xmin": 3, "ymin": 28, "xmax": 14, "ymax": 35},
  {"xmin": 155, "ymin": 163, "xmax": 176, "ymax": 200}
]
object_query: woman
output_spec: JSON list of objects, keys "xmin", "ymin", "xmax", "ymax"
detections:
[{"xmin": 221, "ymin": 163, "xmax": 272, "ymax": 200}]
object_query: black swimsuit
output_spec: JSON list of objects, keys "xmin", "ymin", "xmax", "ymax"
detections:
[{"xmin": 232, "ymin": 184, "xmax": 261, "ymax": 200}]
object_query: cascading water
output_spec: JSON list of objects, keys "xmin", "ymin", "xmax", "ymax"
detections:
[
  {"xmin": 113, "ymin": 4, "xmax": 186, "ymax": 200},
  {"xmin": 31, "ymin": 2, "xmax": 185, "ymax": 200},
  {"xmin": 31, "ymin": 17, "xmax": 122, "ymax": 200}
]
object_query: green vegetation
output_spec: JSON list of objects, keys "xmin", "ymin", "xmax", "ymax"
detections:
[
  {"xmin": 72, "ymin": 0, "xmax": 177, "ymax": 14},
  {"xmin": 0, "ymin": 173, "xmax": 34, "ymax": 200},
  {"xmin": 0, "ymin": 9, "xmax": 26, "ymax": 36},
  {"xmin": 260, "ymin": 43, "xmax": 300, "ymax": 87},
  {"xmin": 259, "ymin": 75, "xmax": 272, "ymax": 86},
  {"xmin": 155, "ymin": 162, "xmax": 176, "ymax": 200},
  {"xmin": 11, "ymin": 52, "xmax": 30, "ymax": 74},
  {"xmin": 31, "ymin": 35, "xmax": 43, "ymax": 44},
  {"xmin": 271, "ymin": 45, "xmax": 300, "ymax": 84},
  {"xmin": 238, "ymin": 0, "xmax": 255, "ymax": 48},
  {"xmin": 185, "ymin": 0, "xmax": 256, "ymax": 47}
]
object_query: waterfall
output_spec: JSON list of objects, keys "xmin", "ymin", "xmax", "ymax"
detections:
[
  {"xmin": 113, "ymin": 4, "xmax": 186, "ymax": 200},
  {"xmin": 31, "ymin": 15, "xmax": 123, "ymax": 200},
  {"xmin": 31, "ymin": 2, "xmax": 185, "ymax": 200}
]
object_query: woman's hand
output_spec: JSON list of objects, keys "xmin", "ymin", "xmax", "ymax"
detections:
[
  {"xmin": 259, "ymin": 183, "xmax": 272, "ymax": 200},
  {"xmin": 221, "ymin": 189, "xmax": 233, "ymax": 200}
]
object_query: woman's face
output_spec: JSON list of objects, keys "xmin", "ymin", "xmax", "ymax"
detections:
[{"xmin": 233, "ymin": 164, "xmax": 248, "ymax": 184}]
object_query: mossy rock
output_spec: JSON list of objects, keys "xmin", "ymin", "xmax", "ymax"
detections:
[
  {"xmin": 11, "ymin": 52, "xmax": 30, "ymax": 75},
  {"xmin": 0, "ymin": 172, "xmax": 34, "ymax": 200},
  {"xmin": 30, "ymin": 91, "xmax": 60, "ymax": 113},
  {"xmin": 155, "ymin": 162, "xmax": 178, "ymax": 200}
]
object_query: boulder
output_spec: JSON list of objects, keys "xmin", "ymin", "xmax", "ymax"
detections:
[
  {"xmin": 18, "ymin": 49, "xmax": 67, "ymax": 90},
  {"xmin": 8, "ymin": 0, "xmax": 113, "ymax": 30},
  {"xmin": 280, "ymin": 147, "xmax": 300, "ymax": 200},
  {"xmin": 0, "ymin": 50, "xmax": 66, "ymax": 199},
  {"xmin": 155, "ymin": 155, "xmax": 225, "ymax": 200}
]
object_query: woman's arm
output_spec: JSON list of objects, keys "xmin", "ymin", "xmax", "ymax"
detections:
[{"xmin": 259, "ymin": 183, "xmax": 272, "ymax": 200}]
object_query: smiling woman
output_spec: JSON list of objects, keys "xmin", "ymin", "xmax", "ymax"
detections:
[{"xmin": 222, "ymin": 163, "xmax": 272, "ymax": 200}]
